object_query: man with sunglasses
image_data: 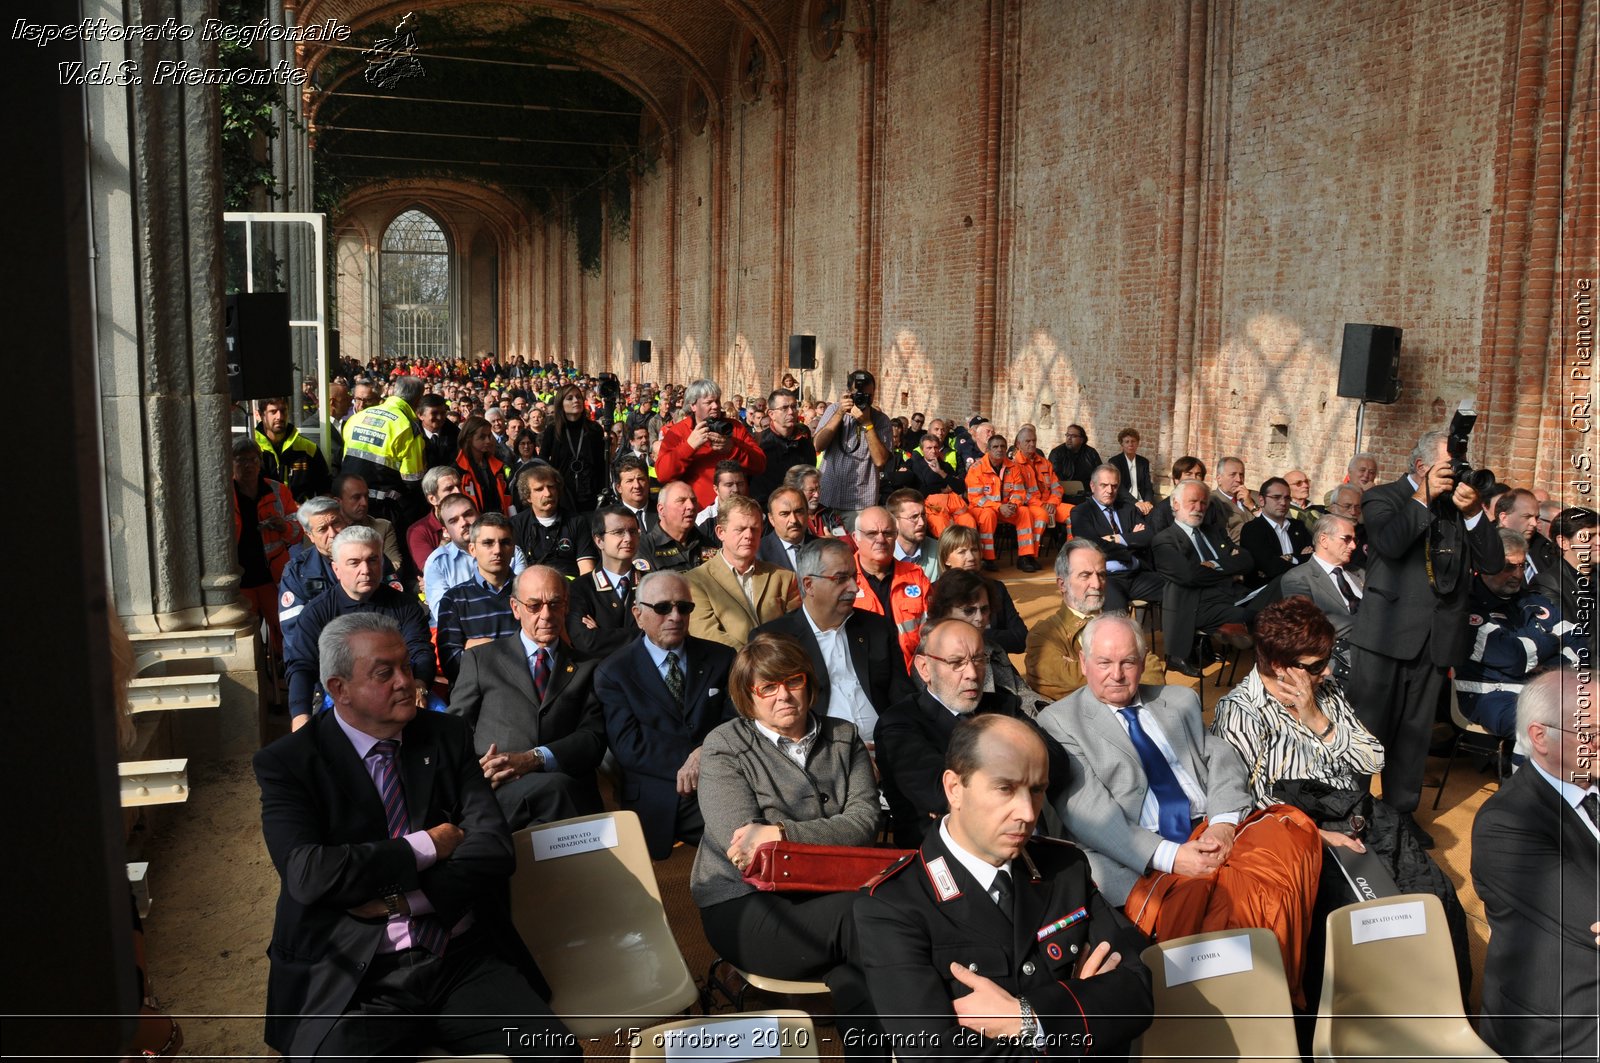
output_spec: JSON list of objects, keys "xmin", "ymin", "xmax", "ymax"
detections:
[
  {"xmin": 877, "ymin": 618, "xmax": 1069, "ymax": 848},
  {"xmin": 595, "ymin": 571, "xmax": 735, "ymax": 859},
  {"xmin": 448, "ymin": 566, "xmax": 607, "ymax": 829}
]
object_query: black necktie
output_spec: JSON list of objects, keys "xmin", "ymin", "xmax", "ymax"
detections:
[
  {"xmin": 1582, "ymin": 793, "xmax": 1599, "ymax": 830},
  {"xmin": 616, "ymin": 571, "xmax": 633, "ymax": 604},
  {"xmin": 1105, "ymin": 506, "xmax": 1122, "ymax": 536},
  {"xmin": 992, "ymin": 868, "xmax": 1014, "ymax": 916},
  {"xmin": 1193, "ymin": 530, "xmax": 1218, "ymax": 563},
  {"xmin": 1332, "ymin": 566, "xmax": 1360, "ymax": 612}
]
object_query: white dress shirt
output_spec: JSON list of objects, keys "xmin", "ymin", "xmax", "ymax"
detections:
[{"xmin": 804, "ymin": 608, "xmax": 879, "ymax": 741}]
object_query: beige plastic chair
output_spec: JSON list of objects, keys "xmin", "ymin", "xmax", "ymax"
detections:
[
  {"xmin": 705, "ymin": 958, "xmax": 830, "ymax": 1011},
  {"xmin": 630, "ymin": 1010, "xmax": 818, "ymax": 1062},
  {"xmin": 510, "ymin": 811, "xmax": 698, "ymax": 1039},
  {"xmin": 1313, "ymin": 894, "xmax": 1503, "ymax": 1063},
  {"xmin": 1138, "ymin": 927, "xmax": 1298, "ymax": 1063}
]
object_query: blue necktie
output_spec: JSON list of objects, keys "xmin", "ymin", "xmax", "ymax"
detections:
[{"xmin": 1117, "ymin": 708, "xmax": 1193, "ymax": 843}]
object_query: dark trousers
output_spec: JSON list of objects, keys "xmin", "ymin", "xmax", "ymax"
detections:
[
  {"xmin": 310, "ymin": 927, "xmax": 576, "ymax": 1062},
  {"xmin": 494, "ymin": 770, "xmax": 602, "ymax": 831},
  {"xmin": 1348, "ymin": 643, "xmax": 1446, "ymax": 813},
  {"xmin": 1162, "ymin": 584, "xmax": 1246, "ymax": 663},
  {"xmin": 701, "ymin": 891, "xmax": 883, "ymax": 1060},
  {"xmin": 1106, "ymin": 568, "xmax": 1166, "ymax": 614}
]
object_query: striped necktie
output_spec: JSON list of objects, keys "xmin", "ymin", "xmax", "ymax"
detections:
[{"xmin": 370, "ymin": 740, "xmax": 448, "ymax": 956}]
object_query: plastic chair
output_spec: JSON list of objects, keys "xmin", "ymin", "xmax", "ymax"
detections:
[
  {"xmin": 630, "ymin": 1010, "xmax": 818, "ymax": 1062},
  {"xmin": 1138, "ymin": 927, "xmax": 1298, "ymax": 1063},
  {"xmin": 705, "ymin": 959, "xmax": 830, "ymax": 1011},
  {"xmin": 510, "ymin": 811, "xmax": 698, "ymax": 1039},
  {"xmin": 1313, "ymin": 894, "xmax": 1502, "ymax": 1063},
  {"xmin": 1431, "ymin": 682, "xmax": 1506, "ymax": 810}
]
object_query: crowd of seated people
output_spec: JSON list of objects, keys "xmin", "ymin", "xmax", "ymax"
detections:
[{"xmin": 244, "ymin": 357, "xmax": 1594, "ymax": 1061}]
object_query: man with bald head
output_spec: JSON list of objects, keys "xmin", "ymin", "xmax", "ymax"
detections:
[
  {"xmin": 449, "ymin": 566, "xmax": 607, "ymax": 828},
  {"xmin": 1037, "ymin": 614, "xmax": 1321, "ymax": 1007},
  {"xmin": 640, "ymin": 479, "xmax": 712, "ymax": 573},
  {"xmin": 595, "ymin": 570, "xmax": 735, "ymax": 859},
  {"xmin": 877, "ymin": 618, "xmax": 1069, "ymax": 847}
]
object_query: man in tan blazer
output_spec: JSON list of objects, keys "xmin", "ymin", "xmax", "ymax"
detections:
[{"xmin": 687, "ymin": 494, "xmax": 799, "ymax": 649}]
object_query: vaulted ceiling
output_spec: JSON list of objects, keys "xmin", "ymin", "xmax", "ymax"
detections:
[{"xmin": 292, "ymin": 0, "xmax": 852, "ymax": 213}]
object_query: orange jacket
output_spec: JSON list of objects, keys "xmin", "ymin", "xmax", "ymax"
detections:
[
  {"xmin": 966, "ymin": 456, "xmax": 1025, "ymax": 509},
  {"xmin": 1013, "ymin": 451, "xmax": 1064, "ymax": 504},
  {"xmin": 454, "ymin": 450, "xmax": 514, "ymax": 514},
  {"xmin": 232, "ymin": 478, "xmax": 303, "ymax": 582},
  {"xmin": 854, "ymin": 558, "xmax": 931, "ymax": 666}
]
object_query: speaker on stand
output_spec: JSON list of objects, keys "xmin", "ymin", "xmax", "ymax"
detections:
[
  {"xmin": 1337, "ymin": 323, "xmax": 1402, "ymax": 456},
  {"xmin": 788, "ymin": 334, "xmax": 816, "ymax": 405}
]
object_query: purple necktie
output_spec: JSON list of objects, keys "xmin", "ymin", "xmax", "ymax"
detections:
[
  {"xmin": 531, "ymin": 648, "xmax": 551, "ymax": 701},
  {"xmin": 370, "ymin": 740, "xmax": 448, "ymax": 956}
]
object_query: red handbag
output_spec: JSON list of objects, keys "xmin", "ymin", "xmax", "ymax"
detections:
[{"xmin": 741, "ymin": 841, "xmax": 914, "ymax": 893}]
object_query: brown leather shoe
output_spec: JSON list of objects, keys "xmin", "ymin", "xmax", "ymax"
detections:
[{"xmin": 1214, "ymin": 623, "xmax": 1253, "ymax": 649}]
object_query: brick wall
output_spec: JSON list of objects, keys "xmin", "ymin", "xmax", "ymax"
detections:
[{"xmin": 330, "ymin": 0, "xmax": 1591, "ymax": 494}]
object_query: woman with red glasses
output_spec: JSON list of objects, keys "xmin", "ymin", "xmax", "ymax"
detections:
[{"xmin": 691, "ymin": 633, "xmax": 882, "ymax": 1053}]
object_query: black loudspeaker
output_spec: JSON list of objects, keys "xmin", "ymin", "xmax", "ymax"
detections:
[
  {"xmin": 633, "ymin": 339, "xmax": 652, "ymax": 364},
  {"xmin": 788, "ymin": 334, "xmax": 816, "ymax": 371},
  {"xmin": 225, "ymin": 292, "xmax": 293, "ymax": 402},
  {"xmin": 1336, "ymin": 323, "xmax": 1402, "ymax": 404}
]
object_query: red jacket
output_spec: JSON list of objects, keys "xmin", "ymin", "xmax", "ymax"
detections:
[
  {"xmin": 232, "ymin": 478, "xmax": 303, "ymax": 582},
  {"xmin": 655, "ymin": 418, "xmax": 767, "ymax": 509},
  {"xmin": 854, "ymin": 558, "xmax": 931, "ymax": 667}
]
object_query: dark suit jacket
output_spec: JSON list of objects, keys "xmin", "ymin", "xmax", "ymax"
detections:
[
  {"xmin": 1532, "ymin": 557, "xmax": 1597, "ymax": 668},
  {"xmin": 1152, "ymin": 522, "xmax": 1255, "ymax": 658},
  {"xmin": 565, "ymin": 566, "xmax": 643, "ymax": 658},
  {"xmin": 1046, "ymin": 443, "xmax": 1103, "ymax": 495},
  {"xmin": 752, "ymin": 607, "xmax": 913, "ymax": 723},
  {"xmin": 876, "ymin": 689, "xmax": 1070, "ymax": 847},
  {"xmin": 1526, "ymin": 531, "xmax": 1561, "ymax": 582},
  {"xmin": 1109, "ymin": 452, "xmax": 1156, "ymax": 506},
  {"xmin": 448, "ymin": 636, "xmax": 607, "ymax": 794},
  {"xmin": 757, "ymin": 529, "xmax": 812, "ymax": 571},
  {"xmin": 1471, "ymin": 763, "xmax": 1600, "ymax": 1061},
  {"xmin": 1070, "ymin": 499, "xmax": 1156, "ymax": 568},
  {"xmin": 1239, "ymin": 514, "xmax": 1314, "ymax": 587},
  {"xmin": 593, "ymin": 635, "xmax": 735, "ymax": 857},
  {"xmin": 856, "ymin": 832, "xmax": 1153, "ymax": 1060},
  {"xmin": 253, "ymin": 710, "xmax": 522, "ymax": 1058},
  {"xmin": 1348, "ymin": 476, "xmax": 1505, "ymax": 666}
]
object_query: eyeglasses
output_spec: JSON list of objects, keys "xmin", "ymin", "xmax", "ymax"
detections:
[
  {"xmin": 515, "ymin": 598, "xmax": 564, "ymax": 613},
  {"xmin": 1329, "ymin": 535, "xmax": 1358, "ymax": 544},
  {"xmin": 750, "ymin": 674, "xmax": 807, "ymax": 698},
  {"xmin": 807, "ymin": 571, "xmax": 855, "ymax": 584},
  {"xmin": 1288, "ymin": 658, "xmax": 1331, "ymax": 674},
  {"xmin": 769, "ymin": 403, "xmax": 796, "ymax": 413},
  {"xmin": 602, "ymin": 526, "xmax": 639, "ymax": 537},
  {"xmin": 920, "ymin": 652, "xmax": 986, "ymax": 672},
  {"xmin": 638, "ymin": 599, "xmax": 695, "ymax": 615}
]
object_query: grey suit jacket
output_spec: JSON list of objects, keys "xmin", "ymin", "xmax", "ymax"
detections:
[
  {"xmin": 1035, "ymin": 683, "xmax": 1251, "ymax": 904},
  {"xmin": 1280, "ymin": 559, "xmax": 1364, "ymax": 640},
  {"xmin": 447, "ymin": 636, "xmax": 606, "ymax": 777}
]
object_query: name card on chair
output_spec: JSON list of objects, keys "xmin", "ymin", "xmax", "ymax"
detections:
[
  {"xmin": 660, "ymin": 1015, "xmax": 780, "ymax": 1061},
  {"xmin": 1162, "ymin": 933, "xmax": 1254, "ymax": 987},
  {"xmin": 1350, "ymin": 899, "xmax": 1426, "ymax": 944},
  {"xmin": 530, "ymin": 817, "xmax": 619, "ymax": 861}
]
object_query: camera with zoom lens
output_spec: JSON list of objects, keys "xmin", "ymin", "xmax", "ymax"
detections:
[
  {"xmin": 701, "ymin": 417, "xmax": 733, "ymax": 436},
  {"xmin": 1445, "ymin": 403, "xmax": 1496, "ymax": 494},
  {"xmin": 597, "ymin": 373, "xmax": 621, "ymax": 401},
  {"xmin": 847, "ymin": 370, "xmax": 874, "ymax": 410}
]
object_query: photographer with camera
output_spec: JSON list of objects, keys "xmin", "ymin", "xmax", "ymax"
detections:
[
  {"xmin": 813, "ymin": 368, "xmax": 893, "ymax": 532},
  {"xmin": 656, "ymin": 379, "xmax": 767, "ymax": 510},
  {"xmin": 1346, "ymin": 416, "xmax": 1505, "ymax": 848}
]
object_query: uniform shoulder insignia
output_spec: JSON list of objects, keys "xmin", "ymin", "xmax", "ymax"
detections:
[
  {"xmin": 633, "ymin": 558, "xmax": 653, "ymax": 571},
  {"xmin": 863, "ymin": 851, "xmax": 917, "ymax": 895}
]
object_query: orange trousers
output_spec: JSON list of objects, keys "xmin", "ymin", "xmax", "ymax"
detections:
[
  {"xmin": 924, "ymin": 490, "xmax": 978, "ymax": 537},
  {"xmin": 1124, "ymin": 805, "xmax": 1322, "ymax": 1009}
]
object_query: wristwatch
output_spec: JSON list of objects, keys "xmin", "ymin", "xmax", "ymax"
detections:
[
  {"xmin": 529, "ymin": 748, "xmax": 546, "ymax": 773},
  {"xmin": 1018, "ymin": 995, "xmax": 1039, "ymax": 1041},
  {"xmin": 382, "ymin": 891, "xmax": 404, "ymax": 917}
]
